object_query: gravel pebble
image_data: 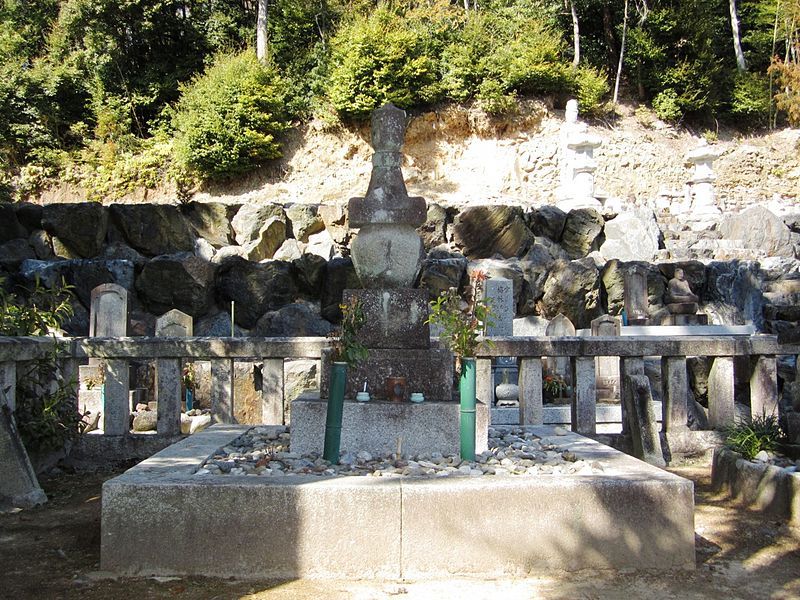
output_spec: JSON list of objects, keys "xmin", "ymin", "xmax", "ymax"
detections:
[{"xmin": 195, "ymin": 426, "xmax": 608, "ymax": 479}]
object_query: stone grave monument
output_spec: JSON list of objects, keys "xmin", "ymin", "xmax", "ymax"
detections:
[
  {"xmin": 79, "ymin": 284, "xmax": 130, "ymax": 429},
  {"xmin": 154, "ymin": 309, "xmax": 193, "ymax": 435},
  {"xmin": 544, "ymin": 313, "xmax": 575, "ymax": 400},
  {"xmin": 485, "ymin": 277, "xmax": 518, "ymax": 407},
  {"xmin": 292, "ymin": 104, "xmax": 488, "ymax": 457},
  {"xmin": 591, "ymin": 314, "xmax": 621, "ymax": 402},
  {"xmin": 623, "ymin": 265, "xmax": 649, "ymax": 325},
  {"xmin": 685, "ymin": 140, "xmax": 722, "ymax": 219},
  {"xmin": 557, "ymin": 99, "xmax": 603, "ymax": 212}
]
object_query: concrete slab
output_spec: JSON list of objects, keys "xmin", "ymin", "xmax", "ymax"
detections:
[{"xmin": 102, "ymin": 424, "xmax": 695, "ymax": 579}]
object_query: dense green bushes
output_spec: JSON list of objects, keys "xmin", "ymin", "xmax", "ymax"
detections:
[{"xmin": 171, "ymin": 51, "xmax": 289, "ymax": 181}]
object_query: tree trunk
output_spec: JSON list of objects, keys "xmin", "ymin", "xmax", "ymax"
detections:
[
  {"xmin": 569, "ymin": 0, "xmax": 580, "ymax": 66},
  {"xmin": 729, "ymin": 0, "xmax": 747, "ymax": 71},
  {"xmin": 614, "ymin": 0, "xmax": 630, "ymax": 104},
  {"xmin": 603, "ymin": 4, "xmax": 618, "ymax": 72},
  {"xmin": 257, "ymin": 0, "xmax": 269, "ymax": 62}
]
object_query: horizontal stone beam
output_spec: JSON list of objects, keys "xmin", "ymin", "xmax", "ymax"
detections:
[
  {"xmin": 0, "ymin": 334, "xmax": 796, "ymax": 363},
  {"xmin": 476, "ymin": 335, "xmax": 788, "ymax": 358}
]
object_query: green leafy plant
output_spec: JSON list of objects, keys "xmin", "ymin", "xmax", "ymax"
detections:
[
  {"xmin": 328, "ymin": 296, "xmax": 368, "ymax": 367},
  {"xmin": 182, "ymin": 362, "xmax": 196, "ymax": 390},
  {"xmin": 0, "ymin": 276, "xmax": 81, "ymax": 455},
  {"xmin": 171, "ymin": 50, "xmax": 289, "ymax": 181},
  {"xmin": 543, "ymin": 374, "xmax": 568, "ymax": 398},
  {"xmin": 724, "ymin": 414, "xmax": 786, "ymax": 460},
  {"xmin": 426, "ymin": 271, "xmax": 494, "ymax": 375}
]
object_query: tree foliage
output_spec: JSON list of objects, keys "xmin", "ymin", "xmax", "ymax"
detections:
[{"xmin": 0, "ymin": 0, "xmax": 797, "ymax": 191}]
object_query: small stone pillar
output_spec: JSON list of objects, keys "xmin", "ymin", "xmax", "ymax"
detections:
[
  {"xmin": 591, "ymin": 314, "xmax": 621, "ymax": 402},
  {"xmin": 685, "ymin": 141, "xmax": 722, "ymax": 218},
  {"xmin": 154, "ymin": 309, "xmax": 192, "ymax": 435},
  {"xmin": 623, "ymin": 265, "xmax": 649, "ymax": 325}
]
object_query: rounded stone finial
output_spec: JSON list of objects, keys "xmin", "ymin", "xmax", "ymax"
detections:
[
  {"xmin": 565, "ymin": 99, "xmax": 579, "ymax": 124},
  {"xmin": 371, "ymin": 103, "xmax": 407, "ymax": 152}
]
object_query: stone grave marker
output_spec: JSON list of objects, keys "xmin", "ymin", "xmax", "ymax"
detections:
[
  {"xmin": 155, "ymin": 310, "xmax": 193, "ymax": 435},
  {"xmin": 623, "ymin": 265, "xmax": 649, "ymax": 325},
  {"xmin": 591, "ymin": 314, "xmax": 621, "ymax": 401},
  {"xmin": 0, "ymin": 406, "xmax": 47, "ymax": 511},
  {"xmin": 484, "ymin": 278, "xmax": 517, "ymax": 406},
  {"xmin": 545, "ymin": 313, "xmax": 575, "ymax": 386},
  {"xmin": 80, "ymin": 284, "xmax": 130, "ymax": 432}
]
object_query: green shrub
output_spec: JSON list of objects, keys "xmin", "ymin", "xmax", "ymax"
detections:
[
  {"xmin": 171, "ymin": 51, "xmax": 289, "ymax": 181},
  {"xmin": 325, "ymin": 7, "xmax": 443, "ymax": 119},
  {"xmin": 574, "ymin": 65, "xmax": 609, "ymax": 115},
  {"xmin": 653, "ymin": 89, "xmax": 682, "ymax": 121},
  {"xmin": 724, "ymin": 414, "xmax": 785, "ymax": 460},
  {"xmin": 730, "ymin": 71, "xmax": 771, "ymax": 123},
  {"xmin": 476, "ymin": 79, "xmax": 517, "ymax": 115}
]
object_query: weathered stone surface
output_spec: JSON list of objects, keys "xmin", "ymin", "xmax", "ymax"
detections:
[
  {"xmin": 602, "ymin": 260, "xmax": 667, "ymax": 317},
  {"xmin": 243, "ymin": 217, "xmax": 287, "ymax": 262},
  {"xmin": 349, "ymin": 196, "xmax": 427, "ymax": 228},
  {"xmin": 14, "ymin": 203, "xmax": 42, "ymax": 232},
  {"xmin": 194, "ymin": 311, "xmax": 248, "ymax": 337},
  {"xmin": 20, "ymin": 258, "xmax": 135, "ymax": 309},
  {"xmin": 318, "ymin": 202, "xmax": 351, "ymax": 248},
  {"xmin": 319, "ymin": 348, "xmax": 454, "ymax": 402},
  {"xmin": 272, "ymin": 238, "xmax": 304, "ymax": 262},
  {"xmin": 292, "ymin": 253, "xmax": 327, "ymax": 299},
  {"xmin": 719, "ymin": 206, "xmax": 795, "ymax": 258},
  {"xmin": 623, "ymin": 374, "xmax": 666, "ymax": 467},
  {"xmin": 306, "ymin": 230, "xmax": 336, "ymax": 260},
  {"xmin": 527, "ymin": 205, "xmax": 567, "ymax": 242},
  {"xmin": 101, "ymin": 242, "xmax": 147, "ymax": 266},
  {"xmin": 452, "ymin": 205, "xmax": 533, "ymax": 259},
  {"xmin": 215, "ymin": 257, "xmax": 297, "ymax": 328},
  {"xmin": 344, "ymin": 288, "xmax": 430, "ymax": 349},
  {"xmin": 560, "ymin": 208, "xmax": 604, "ymax": 259},
  {"xmin": 351, "ymin": 223, "xmax": 424, "ymax": 288},
  {"xmin": 0, "ymin": 203, "xmax": 26, "ymax": 243},
  {"xmin": 255, "ymin": 301, "xmax": 334, "ymax": 337},
  {"xmin": 28, "ymin": 230, "xmax": 53, "ymax": 260},
  {"xmin": 231, "ymin": 203, "xmax": 286, "ymax": 246},
  {"xmin": 210, "ymin": 245, "xmax": 248, "ymax": 265},
  {"xmin": 541, "ymin": 258, "xmax": 602, "ymax": 329},
  {"xmin": 0, "ymin": 406, "xmax": 47, "ymax": 511},
  {"xmin": 42, "ymin": 202, "xmax": 108, "ymax": 258},
  {"xmin": 704, "ymin": 260, "xmax": 764, "ymax": 328},
  {"xmin": 687, "ymin": 356, "xmax": 711, "ymax": 402},
  {"xmin": 419, "ymin": 256, "xmax": 467, "ymax": 300},
  {"xmin": 136, "ymin": 253, "xmax": 215, "ymax": 317},
  {"xmin": 320, "ymin": 257, "xmax": 361, "ymax": 322},
  {"xmin": 180, "ymin": 202, "xmax": 235, "ymax": 248},
  {"xmin": 417, "ymin": 203, "xmax": 448, "ymax": 250},
  {"xmin": 110, "ymin": 204, "xmax": 194, "ymax": 256},
  {"xmin": 284, "ymin": 359, "xmax": 318, "ymax": 423},
  {"xmin": 286, "ymin": 204, "xmax": 325, "ymax": 242},
  {"xmin": 517, "ymin": 241, "xmax": 561, "ymax": 314},
  {"xmin": 0, "ymin": 239, "xmax": 35, "ymax": 270},
  {"xmin": 132, "ymin": 410, "xmax": 157, "ymax": 432},
  {"xmin": 599, "ymin": 209, "xmax": 661, "ymax": 262}
]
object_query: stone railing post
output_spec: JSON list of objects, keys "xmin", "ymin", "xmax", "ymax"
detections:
[
  {"xmin": 0, "ymin": 361, "xmax": 16, "ymax": 412},
  {"xmin": 619, "ymin": 357, "xmax": 645, "ymax": 434},
  {"xmin": 661, "ymin": 356, "xmax": 689, "ymax": 432},
  {"xmin": 571, "ymin": 356, "xmax": 596, "ymax": 435},
  {"xmin": 261, "ymin": 359, "xmax": 284, "ymax": 425},
  {"xmin": 750, "ymin": 355, "xmax": 778, "ymax": 418},
  {"xmin": 476, "ymin": 358, "xmax": 493, "ymax": 407},
  {"xmin": 708, "ymin": 356, "xmax": 735, "ymax": 429},
  {"xmin": 156, "ymin": 359, "xmax": 182, "ymax": 435},
  {"xmin": 211, "ymin": 359, "xmax": 234, "ymax": 423},
  {"xmin": 103, "ymin": 359, "xmax": 130, "ymax": 435},
  {"xmin": 518, "ymin": 357, "xmax": 543, "ymax": 425}
]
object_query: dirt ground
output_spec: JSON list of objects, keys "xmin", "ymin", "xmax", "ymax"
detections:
[{"xmin": 1, "ymin": 461, "xmax": 798, "ymax": 600}]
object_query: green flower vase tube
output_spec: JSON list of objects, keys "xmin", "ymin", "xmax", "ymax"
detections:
[
  {"xmin": 459, "ymin": 357, "xmax": 477, "ymax": 461},
  {"xmin": 323, "ymin": 362, "xmax": 347, "ymax": 463}
]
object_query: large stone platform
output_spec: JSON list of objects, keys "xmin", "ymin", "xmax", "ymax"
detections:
[{"xmin": 101, "ymin": 425, "xmax": 696, "ymax": 579}]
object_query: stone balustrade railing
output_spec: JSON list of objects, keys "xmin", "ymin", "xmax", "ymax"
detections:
[{"xmin": 0, "ymin": 334, "xmax": 797, "ymax": 442}]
